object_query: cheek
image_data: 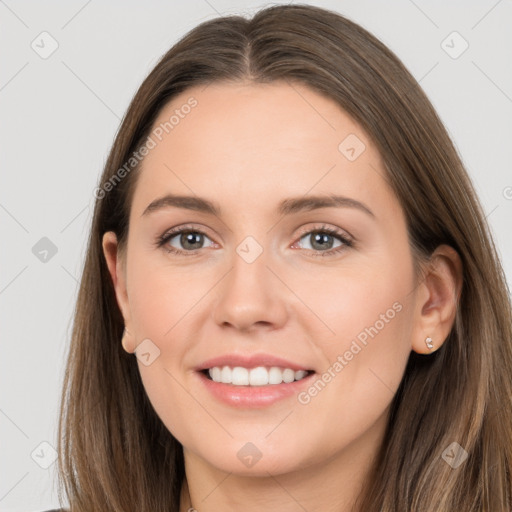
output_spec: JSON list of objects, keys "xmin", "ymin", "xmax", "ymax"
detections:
[
  {"xmin": 125, "ymin": 257, "xmax": 196, "ymax": 442},
  {"xmin": 299, "ymin": 252, "xmax": 413, "ymax": 349},
  {"xmin": 298, "ymin": 252, "xmax": 415, "ymax": 417},
  {"xmin": 126, "ymin": 250, "xmax": 196, "ymax": 338},
  {"xmin": 291, "ymin": 278, "xmax": 414, "ymax": 459},
  {"xmin": 124, "ymin": 251, "xmax": 215, "ymax": 441}
]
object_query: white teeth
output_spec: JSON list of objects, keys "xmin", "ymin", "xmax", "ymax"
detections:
[
  {"xmin": 220, "ymin": 366, "xmax": 231, "ymax": 383},
  {"xmin": 207, "ymin": 366, "xmax": 310, "ymax": 386},
  {"xmin": 282, "ymin": 368, "xmax": 295, "ymax": 383},
  {"xmin": 210, "ymin": 366, "xmax": 222, "ymax": 382},
  {"xmin": 232, "ymin": 366, "xmax": 249, "ymax": 385},
  {"xmin": 268, "ymin": 367, "xmax": 282, "ymax": 384},
  {"xmin": 249, "ymin": 366, "xmax": 268, "ymax": 386}
]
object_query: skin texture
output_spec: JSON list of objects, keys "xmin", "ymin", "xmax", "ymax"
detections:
[{"xmin": 103, "ymin": 81, "xmax": 462, "ymax": 512}]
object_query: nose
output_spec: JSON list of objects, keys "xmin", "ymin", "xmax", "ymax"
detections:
[{"xmin": 212, "ymin": 245, "xmax": 289, "ymax": 333}]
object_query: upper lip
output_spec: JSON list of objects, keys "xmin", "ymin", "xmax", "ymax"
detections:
[{"xmin": 196, "ymin": 353, "xmax": 314, "ymax": 372}]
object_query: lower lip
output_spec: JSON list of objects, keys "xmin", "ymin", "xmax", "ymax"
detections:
[{"xmin": 196, "ymin": 370, "xmax": 316, "ymax": 408}]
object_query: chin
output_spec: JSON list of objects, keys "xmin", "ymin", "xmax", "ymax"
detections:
[{"xmin": 194, "ymin": 441, "xmax": 317, "ymax": 477}]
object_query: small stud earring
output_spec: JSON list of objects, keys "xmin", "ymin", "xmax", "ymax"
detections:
[{"xmin": 425, "ymin": 336, "xmax": 434, "ymax": 350}]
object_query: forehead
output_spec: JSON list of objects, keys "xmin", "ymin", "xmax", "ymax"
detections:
[{"xmin": 130, "ymin": 80, "xmax": 396, "ymax": 220}]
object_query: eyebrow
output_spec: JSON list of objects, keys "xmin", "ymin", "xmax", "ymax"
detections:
[{"xmin": 141, "ymin": 193, "xmax": 375, "ymax": 218}]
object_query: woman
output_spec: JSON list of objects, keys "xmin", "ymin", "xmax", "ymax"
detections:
[{"xmin": 52, "ymin": 4, "xmax": 512, "ymax": 511}]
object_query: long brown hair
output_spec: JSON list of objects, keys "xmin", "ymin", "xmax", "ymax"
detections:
[{"xmin": 56, "ymin": 4, "xmax": 512, "ymax": 511}]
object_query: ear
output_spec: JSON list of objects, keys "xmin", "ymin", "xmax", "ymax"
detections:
[
  {"xmin": 411, "ymin": 244, "xmax": 463, "ymax": 354},
  {"xmin": 102, "ymin": 231, "xmax": 136, "ymax": 353}
]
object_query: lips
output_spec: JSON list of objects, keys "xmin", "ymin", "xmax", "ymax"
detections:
[
  {"xmin": 195, "ymin": 367, "xmax": 317, "ymax": 408},
  {"xmin": 195, "ymin": 353, "xmax": 314, "ymax": 372}
]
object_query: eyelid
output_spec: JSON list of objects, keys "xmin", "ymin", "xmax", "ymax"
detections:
[
  {"xmin": 158, "ymin": 223, "xmax": 216, "ymax": 240},
  {"xmin": 294, "ymin": 223, "xmax": 353, "ymax": 243}
]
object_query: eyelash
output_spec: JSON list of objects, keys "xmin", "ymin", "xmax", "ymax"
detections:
[{"xmin": 155, "ymin": 223, "xmax": 353, "ymax": 258}]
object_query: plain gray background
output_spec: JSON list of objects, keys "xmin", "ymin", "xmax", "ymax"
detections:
[{"xmin": 1, "ymin": 1, "xmax": 511, "ymax": 510}]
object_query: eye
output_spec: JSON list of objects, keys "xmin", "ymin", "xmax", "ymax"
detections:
[
  {"xmin": 292, "ymin": 225, "xmax": 353, "ymax": 257},
  {"xmin": 155, "ymin": 223, "xmax": 353, "ymax": 257},
  {"xmin": 156, "ymin": 225, "xmax": 216, "ymax": 255}
]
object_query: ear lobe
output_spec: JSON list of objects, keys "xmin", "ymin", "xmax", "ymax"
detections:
[
  {"xmin": 102, "ymin": 231, "xmax": 131, "ymax": 327},
  {"xmin": 411, "ymin": 244, "xmax": 463, "ymax": 354}
]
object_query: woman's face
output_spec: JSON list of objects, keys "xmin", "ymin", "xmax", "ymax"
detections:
[{"xmin": 104, "ymin": 81, "xmax": 421, "ymax": 477}]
